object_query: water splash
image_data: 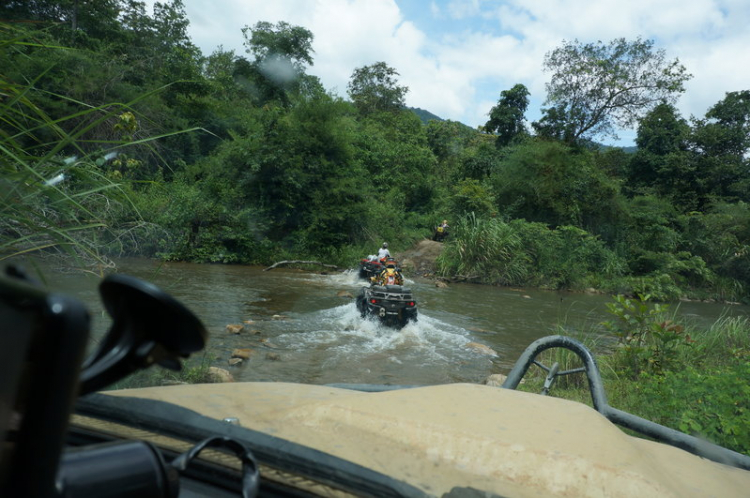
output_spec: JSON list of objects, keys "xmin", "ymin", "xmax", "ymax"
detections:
[{"xmin": 273, "ymin": 303, "xmax": 477, "ymax": 367}]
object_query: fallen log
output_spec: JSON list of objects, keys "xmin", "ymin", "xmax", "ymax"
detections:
[{"xmin": 263, "ymin": 260, "xmax": 342, "ymax": 271}]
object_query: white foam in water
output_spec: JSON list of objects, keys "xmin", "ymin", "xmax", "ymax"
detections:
[
  {"xmin": 260, "ymin": 272, "xmax": 499, "ymax": 378},
  {"xmin": 290, "ymin": 269, "xmax": 363, "ymax": 288},
  {"xmin": 327, "ymin": 269, "xmax": 363, "ymax": 286},
  {"xmin": 273, "ymin": 303, "xmax": 475, "ymax": 366}
]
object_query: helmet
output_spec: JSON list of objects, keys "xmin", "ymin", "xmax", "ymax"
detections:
[
  {"xmin": 385, "ymin": 259, "xmax": 397, "ymax": 268},
  {"xmin": 443, "ymin": 220, "xmax": 448, "ymax": 224},
  {"xmin": 382, "ymin": 242, "xmax": 388, "ymax": 248}
]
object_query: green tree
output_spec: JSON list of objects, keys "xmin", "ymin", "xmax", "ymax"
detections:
[
  {"xmin": 241, "ymin": 21, "xmax": 315, "ymax": 104},
  {"xmin": 151, "ymin": 1, "xmax": 193, "ymax": 50},
  {"xmin": 690, "ymin": 90, "xmax": 750, "ymax": 204},
  {"xmin": 190, "ymin": 48, "xmax": 258, "ymax": 152},
  {"xmin": 485, "ymin": 84, "xmax": 530, "ymax": 147},
  {"xmin": 636, "ymin": 103, "xmax": 690, "ymax": 155},
  {"xmin": 2, "ymin": 0, "xmax": 210, "ymax": 173},
  {"xmin": 704, "ymin": 90, "xmax": 750, "ymax": 154},
  {"xmin": 223, "ymin": 94, "xmax": 368, "ymax": 251},
  {"xmin": 347, "ymin": 61, "xmax": 408, "ymax": 115},
  {"xmin": 1, "ymin": 0, "xmax": 123, "ymax": 44},
  {"xmin": 533, "ymin": 37, "xmax": 691, "ymax": 144},
  {"xmin": 531, "ymin": 104, "xmax": 576, "ymax": 143},
  {"xmin": 449, "ymin": 179, "xmax": 496, "ymax": 217},
  {"xmin": 678, "ymin": 204, "xmax": 750, "ymax": 294},
  {"xmin": 242, "ymin": 20, "xmax": 314, "ymax": 69},
  {"xmin": 0, "ymin": 23, "xmax": 151, "ymax": 266},
  {"xmin": 490, "ymin": 140, "xmax": 621, "ymax": 233},
  {"xmin": 353, "ymin": 109, "xmax": 437, "ymax": 216},
  {"xmin": 459, "ymin": 139, "xmax": 501, "ymax": 180},
  {"xmin": 606, "ymin": 195, "xmax": 716, "ymax": 300},
  {"xmin": 593, "ymin": 146, "xmax": 630, "ymax": 179},
  {"xmin": 621, "ymin": 195, "xmax": 681, "ymax": 254},
  {"xmin": 627, "ymin": 103, "xmax": 698, "ymax": 209},
  {"xmin": 425, "ymin": 120, "xmax": 477, "ymax": 182}
]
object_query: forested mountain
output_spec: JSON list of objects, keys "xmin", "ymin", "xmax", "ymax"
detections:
[
  {"xmin": 2, "ymin": 0, "xmax": 749, "ymax": 302},
  {"xmin": 409, "ymin": 107, "xmax": 445, "ymax": 124}
]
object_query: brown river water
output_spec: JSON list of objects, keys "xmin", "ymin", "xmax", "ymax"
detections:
[{"xmin": 10, "ymin": 257, "xmax": 750, "ymax": 387}]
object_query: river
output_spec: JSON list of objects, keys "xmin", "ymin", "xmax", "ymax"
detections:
[{"xmin": 10, "ymin": 257, "xmax": 750, "ymax": 387}]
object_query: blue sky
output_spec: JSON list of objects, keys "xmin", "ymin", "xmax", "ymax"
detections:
[{"xmin": 150, "ymin": 0, "xmax": 750, "ymax": 147}]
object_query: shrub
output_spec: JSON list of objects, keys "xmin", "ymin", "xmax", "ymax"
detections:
[
  {"xmin": 622, "ymin": 274, "xmax": 684, "ymax": 302},
  {"xmin": 637, "ymin": 365, "xmax": 750, "ymax": 455},
  {"xmin": 601, "ymin": 294, "xmax": 692, "ymax": 378},
  {"xmin": 514, "ymin": 221, "xmax": 625, "ymax": 290},
  {"xmin": 436, "ymin": 213, "xmax": 529, "ymax": 285},
  {"xmin": 449, "ymin": 178, "xmax": 496, "ymax": 217}
]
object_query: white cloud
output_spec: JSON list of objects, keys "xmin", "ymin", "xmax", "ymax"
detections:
[
  {"xmin": 149, "ymin": 0, "xmax": 750, "ymax": 144},
  {"xmin": 486, "ymin": 0, "xmax": 750, "ymax": 128}
]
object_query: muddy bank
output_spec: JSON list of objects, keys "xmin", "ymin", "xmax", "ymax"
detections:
[{"xmin": 393, "ymin": 239, "xmax": 444, "ymax": 277}]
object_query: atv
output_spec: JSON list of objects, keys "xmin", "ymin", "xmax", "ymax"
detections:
[
  {"xmin": 432, "ymin": 225, "xmax": 449, "ymax": 242},
  {"xmin": 358, "ymin": 257, "xmax": 384, "ymax": 280},
  {"xmin": 356, "ymin": 284, "xmax": 418, "ymax": 328}
]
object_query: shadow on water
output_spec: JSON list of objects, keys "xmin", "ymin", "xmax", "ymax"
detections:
[{"xmin": 13, "ymin": 257, "xmax": 750, "ymax": 386}]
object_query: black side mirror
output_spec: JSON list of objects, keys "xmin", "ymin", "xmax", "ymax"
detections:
[{"xmin": 79, "ymin": 274, "xmax": 207, "ymax": 395}]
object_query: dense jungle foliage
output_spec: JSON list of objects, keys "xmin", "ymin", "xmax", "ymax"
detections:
[{"xmin": 2, "ymin": 0, "xmax": 750, "ymax": 303}]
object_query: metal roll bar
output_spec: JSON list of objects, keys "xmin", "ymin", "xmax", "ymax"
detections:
[{"xmin": 502, "ymin": 335, "xmax": 750, "ymax": 471}]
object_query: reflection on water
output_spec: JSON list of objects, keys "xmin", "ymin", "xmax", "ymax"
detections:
[{"xmin": 9, "ymin": 257, "xmax": 750, "ymax": 386}]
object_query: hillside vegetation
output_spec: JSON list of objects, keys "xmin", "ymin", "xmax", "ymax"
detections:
[{"xmin": 1, "ymin": 1, "xmax": 749, "ymax": 304}]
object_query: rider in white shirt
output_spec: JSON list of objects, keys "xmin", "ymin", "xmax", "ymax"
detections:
[{"xmin": 377, "ymin": 242, "xmax": 391, "ymax": 260}]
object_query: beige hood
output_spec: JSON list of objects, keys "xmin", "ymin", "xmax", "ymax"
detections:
[{"xmin": 107, "ymin": 382, "xmax": 750, "ymax": 497}]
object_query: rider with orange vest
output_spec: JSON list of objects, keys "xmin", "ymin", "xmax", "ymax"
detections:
[{"xmin": 376, "ymin": 259, "xmax": 404, "ymax": 286}]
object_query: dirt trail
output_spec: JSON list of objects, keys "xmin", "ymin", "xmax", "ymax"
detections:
[{"xmin": 393, "ymin": 239, "xmax": 444, "ymax": 277}]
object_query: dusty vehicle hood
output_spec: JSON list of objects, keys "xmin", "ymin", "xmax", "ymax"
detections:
[{"xmin": 107, "ymin": 382, "xmax": 750, "ymax": 497}]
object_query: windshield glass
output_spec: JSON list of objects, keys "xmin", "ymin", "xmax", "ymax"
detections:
[{"xmin": 2, "ymin": 1, "xmax": 750, "ymax": 497}]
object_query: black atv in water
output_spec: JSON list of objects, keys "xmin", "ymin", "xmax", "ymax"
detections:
[
  {"xmin": 358, "ymin": 258, "xmax": 384, "ymax": 280},
  {"xmin": 356, "ymin": 284, "xmax": 418, "ymax": 328}
]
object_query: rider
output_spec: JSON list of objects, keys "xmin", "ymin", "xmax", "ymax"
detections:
[
  {"xmin": 376, "ymin": 258, "xmax": 404, "ymax": 286},
  {"xmin": 434, "ymin": 220, "xmax": 449, "ymax": 241},
  {"xmin": 377, "ymin": 242, "xmax": 391, "ymax": 261}
]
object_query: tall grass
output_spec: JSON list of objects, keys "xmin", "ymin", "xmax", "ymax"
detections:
[
  {"xmin": 0, "ymin": 25, "xmax": 194, "ymax": 272},
  {"xmin": 436, "ymin": 212, "xmax": 530, "ymax": 284},
  {"xmin": 680, "ymin": 315, "xmax": 750, "ymax": 366},
  {"xmin": 0, "ymin": 27, "xmax": 123, "ymax": 268}
]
